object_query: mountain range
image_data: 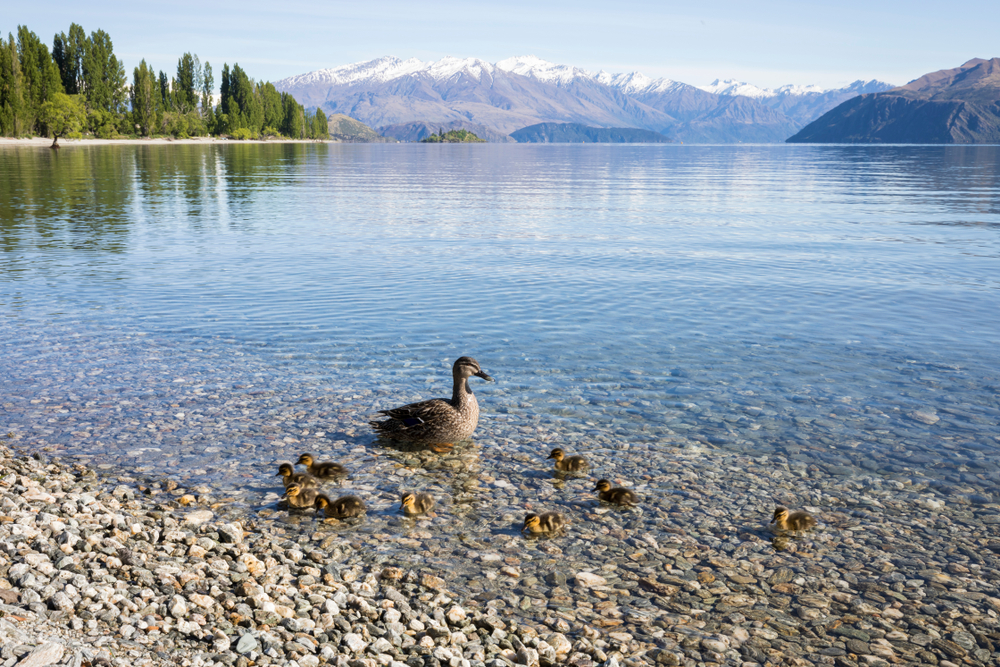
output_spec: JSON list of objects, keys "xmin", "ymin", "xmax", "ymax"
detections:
[
  {"xmin": 788, "ymin": 58, "xmax": 1000, "ymax": 143},
  {"xmin": 274, "ymin": 56, "xmax": 892, "ymax": 143}
]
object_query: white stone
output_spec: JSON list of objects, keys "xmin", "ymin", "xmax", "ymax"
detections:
[{"xmin": 573, "ymin": 572, "xmax": 607, "ymax": 587}]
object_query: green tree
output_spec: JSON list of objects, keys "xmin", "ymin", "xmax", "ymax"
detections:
[
  {"xmin": 0, "ymin": 33, "xmax": 28, "ymax": 136},
  {"xmin": 16, "ymin": 26, "xmax": 63, "ymax": 135},
  {"xmin": 52, "ymin": 23, "xmax": 86, "ymax": 95},
  {"xmin": 130, "ymin": 59, "xmax": 159, "ymax": 136},
  {"xmin": 158, "ymin": 70, "xmax": 172, "ymax": 110},
  {"xmin": 259, "ymin": 81, "xmax": 283, "ymax": 131},
  {"xmin": 175, "ymin": 52, "xmax": 198, "ymax": 112},
  {"xmin": 81, "ymin": 29, "xmax": 126, "ymax": 116},
  {"xmin": 226, "ymin": 63, "xmax": 262, "ymax": 133},
  {"xmin": 200, "ymin": 61, "xmax": 214, "ymax": 127},
  {"xmin": 39, "ymin": 92, "xmax": 85, "ymax": 147},
  {"xmin": 311, "ymin": 108, "xmax": 328, "ymax": 139},
  {"xmin": 280, "ymin": 92, "xmax": 303, "ymax": 138}
]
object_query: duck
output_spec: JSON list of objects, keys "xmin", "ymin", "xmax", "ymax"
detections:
[
  {"xmin": 315, "ymin": 494, "xmax": 366, "ymax": 519},
  {"xmin": 283, "ymin": 483, "xmax": 319, "ymax": 509},
  {"xmin": 296, "ymin": 453, "xmax": 348, "ymax": 479},
  {"xmin": 370, "ymin": 357, "xmax": 494, "ymax": 446},
  {"xmin": 770, "ymin": 506, "xmax": 816, "ymax": 532},
  {"xmin": 400, "ymin": 492, "xmax": 435, "ymax": 516},
  {"xmin": 547, "ymin": 448, "xmax": 589, "ymax": 473},
  {"xmin": 276, "ymin": 463, "xmax": 319, "ymax": 489},
  {"xmin": 523, "ymin": 512, "xmax": 566, "ymax": 534},
  {"xmin": 594, "ymin": 479, "xmax": 638, "ymax": 506}
]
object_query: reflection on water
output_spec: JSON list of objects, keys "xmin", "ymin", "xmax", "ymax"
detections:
[{"xmin": 1, "ymin": 143, "xmax": 999, "ymax": 512}]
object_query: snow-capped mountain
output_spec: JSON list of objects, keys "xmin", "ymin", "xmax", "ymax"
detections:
[{"xmin": 273, "ymin": 55, "xmax": 893, "ymax": 143}]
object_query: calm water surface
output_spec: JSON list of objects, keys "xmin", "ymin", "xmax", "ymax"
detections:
[{"xmin": 2, "ymin": 143, "xmax": 999, "ymax": 517}]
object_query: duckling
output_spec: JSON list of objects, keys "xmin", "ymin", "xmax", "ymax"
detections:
[
  {"xmin": 523, "ymin": 512, "xmax": 566, "ymax": 534},
  {"xmin": 315, "ymin": 494, "xmax": 366, "ymax": 519},
  {"xmin": 296, "ymin": 453, "xmax": 348, "ymax": 479},
  {"xmin": 770, "ymin": 506, "xmax": 816, "ymax": 532},
  {"xmin": 400, "ymin": 492, "xmax": 435, "ymax": 516},
  {"xmin": 276, "ymin": 463, "xmax": 319, "ymax": 489},
  {"xmin": 594, "ymin": 479, "xmax": 638, "ymax": 506},
  {"xmin": 547, "ymin": 447, "xmax": 589, "ymax": 473},
  {"xmin": 283, "ymin": 483, "xmax": 319, "ymax": 509}
]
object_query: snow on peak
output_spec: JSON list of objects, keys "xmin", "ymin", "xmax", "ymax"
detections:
[
  {"xmin": 495, "ymin": 55, "xmax": 591, "ymax": 84},
  {"xmin": 699, "ymin": 78, "xmax": 775, "ymax": 99},
  {"xmin": 276, "ymin": 56, "xmax": 426, "ymax": 87}
]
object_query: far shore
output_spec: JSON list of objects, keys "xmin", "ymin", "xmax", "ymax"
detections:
[{"xmin": 0, "ymin": 136, "xmax": 334, "ymax": 147}]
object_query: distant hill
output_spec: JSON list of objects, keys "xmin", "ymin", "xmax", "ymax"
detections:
[
  {"xmin": 379, "ymin": 120, "xmax": 515, "ymax": 143},
  {"xmin": 511, "ymin": 122, "xmax": 672, "ymax": 143},
  {"xmin": 274, "ymin": 56, "xmax": 892, "ymax": 144},
  {"xmin": 327, "ymin": 114, "xmax": 395, "ymax": 142},
  {"xmin": 788, "ymin": 58, "xmax": 1000, "ymax": 143}
]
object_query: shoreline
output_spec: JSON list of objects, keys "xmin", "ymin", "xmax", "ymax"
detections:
[
  {"xmin": 3, "ymin": 433, "xmax": 1000, "ymax": 667},
  {"xmin": 0, "ymin": 137, "xmax": 334, "ymax": 147}
]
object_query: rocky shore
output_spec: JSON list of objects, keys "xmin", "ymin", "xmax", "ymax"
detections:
[{"xmin": 3, "ymin": 437, "xmax": 1000, "ymax": 667}]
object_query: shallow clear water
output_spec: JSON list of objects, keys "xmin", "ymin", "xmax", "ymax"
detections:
[{"xmin": 2, "ymin": 143, "xmax": 999, "ymax": 513}]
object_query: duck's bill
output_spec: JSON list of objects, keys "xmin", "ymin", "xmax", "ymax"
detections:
[{"xmin": 475, "ymin": 370, "xmax": 494, "ymax": 381}]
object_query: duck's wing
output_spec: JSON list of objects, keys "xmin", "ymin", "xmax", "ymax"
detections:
[{"xmin": 377, "ymin": 398, "xmax": 453, "ymax": 426}]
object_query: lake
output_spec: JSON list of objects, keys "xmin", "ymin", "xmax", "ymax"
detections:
[{"xmin": 2, "ymin": 143, "xmax": 999, "ymax": 608}]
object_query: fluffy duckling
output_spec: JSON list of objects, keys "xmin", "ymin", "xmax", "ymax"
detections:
[
  {"xmin": 276, "ymin": 463, "xmax": 319, "ymax": 489},
  {"xmin": 283, "ymin": 483, "xmax": 319, "ymax": 509},
  {"xmin": 523, "ymin": 512, "xmax": 566, "ymax": 534},
  {"xmin": 594, "ymin": 479, "xmax": 638, "ymax": 506},
  {"xmin": 296, "ymin": 453, "xmax": 348, "ymax": 479},
  {"xmin": 547, "ymin": 447, "xmax": 589, "ymax": 473},
  {"xmin": 400, "ymin": 492, "xmax": 435, "ymax": 516},
  {"xmin": 771, "ymin": 506, "xmax": 817, "ymax": 532},
  {"xmin": 315, "ymin": 494, "xmax": 366, "ymax": 519}
]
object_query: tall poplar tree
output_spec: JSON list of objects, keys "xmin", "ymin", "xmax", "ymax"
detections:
[
  {"xmin": 0, "ymin": 33, "xmax": 27, "ymax": 136},
  {"xmin": 16, "ymin": 26, "xmax": 62, "ymax": 134},
  {"xmin": 175, "ymin": 52, "xmax": 198, "ymax": 112},
  {"xmin": 81, "ymin": 29, "xmax": 126, "ymax": 115},
  {"xmin": 200, "ymin": 61, "xmax": 214, "ymax": 126},
  {"xmin": 130, "ymin": 59, "xmax": 158, "ymax": 136},
  {"xmin": 52, "ymin": 23, "xmax": 85, "ymax": 94}
]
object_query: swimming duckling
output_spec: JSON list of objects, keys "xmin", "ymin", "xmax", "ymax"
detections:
[
  {"xmin": 523, "ymin": 512, "xmax": 566, "ymax": 534},
  {"xmin": 283, "ymin": 483, "xmax": 319, "ymax": 509},
  {"xmin": 315, "ymin": 494, "xmax": 366, "ymax": 519},
  {"xmin": 296, "ymin": 453, "xmax": 348, "ymax": 479},
  {"xmin": 594, "ymin": 479, "xmax": 638, "ymax": 506},
  {"xmin": 276, "ymin": 463, "xmax": 319, "ymax": 489},
  {"xmin": 770, "ymin": 506, "xmax": 816, "ymax": 532},
  {"xmin": 547, "ymin": 447, "xmax": 589, "ymax": 473},
  {"xmin": 400, "ymin": 492, "xmax": 435, "ymax": 516}
]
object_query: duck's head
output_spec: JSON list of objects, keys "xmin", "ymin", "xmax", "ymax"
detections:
[
  {"xmin": 285, "ymin": 484, "xmax": 303, "ymax": 499},
  {"xmin": 297, "ymin": 453, "xmax": 314, "ymax": 466},
  {"xmin": 771, "ymin": 507, "xmax": 789, "ymax": 524},
  {"xmin": 276, "ymin": 463, "xmax": 294, "ymax": 477},
  {"xmin": 400, "ymin": 492, "xmax": 416, "ymax": 510},
  {"xmin": 315, "ymin": 494, "xmax": 331, "ymax": 510},
  {"xmin": 454, "ymin": 357, "xmax": 493, "ymax": 382},
  {"xmin": 547, "ymin": 448, "xmax": 565, "ymax": 461},
  {"xmin": 523, "ymin": 513, "xmax": 540, "ymax": 531},
  {"xmin": 593, "ymin": 479, "xmax": 612, "ymax": 493}
]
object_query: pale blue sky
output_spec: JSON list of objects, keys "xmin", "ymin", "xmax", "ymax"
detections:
[{"xmin": 6, "ymin": 1, "xmax": 998, "ymax": 90}]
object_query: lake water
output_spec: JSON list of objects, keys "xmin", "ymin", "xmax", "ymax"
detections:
[{"xmin": 2, "ymin": 143, "xmax": 1000, "ymax": 604}]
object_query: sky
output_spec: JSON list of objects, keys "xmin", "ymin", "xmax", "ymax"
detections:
[{"xmin": 7, "ymin": 0, "xmax": 1000, "ymax": 91}]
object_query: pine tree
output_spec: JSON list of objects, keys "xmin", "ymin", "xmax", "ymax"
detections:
[
  {"xmin": 258, "ymin": 81, "xmax": 282, "ymax": 132},
  {"xmin": 311, "ymin": 108, "xmax": 328, "ymax": 139},
  {"xmin": 158, "ymin": 70, "xmax": 171, "ymax": 110},
  {"xmin": 280, "ymin": 92, "xmax": 303, "ymax": 138}
]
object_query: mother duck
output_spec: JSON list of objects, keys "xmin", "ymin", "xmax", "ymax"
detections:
[{"xmin": 370, "ymin": 357, "xmax": 493, "ymax": 446}]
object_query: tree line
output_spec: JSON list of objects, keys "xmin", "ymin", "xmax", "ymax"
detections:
[{"xmin": 0, "ymin": 23, "xmax": 328, "ymax": 141}]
